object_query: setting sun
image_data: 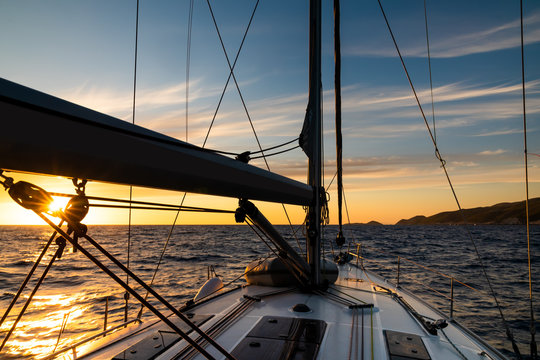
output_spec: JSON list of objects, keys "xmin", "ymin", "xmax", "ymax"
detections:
[{"xmin": 48, "ymin": 196, "xmax": 71, "ymax": 215}]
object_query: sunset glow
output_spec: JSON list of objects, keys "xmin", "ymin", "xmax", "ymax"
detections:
[{"xmin": 0, "ymin": 0, "xmax": 539, "ymax": 225}]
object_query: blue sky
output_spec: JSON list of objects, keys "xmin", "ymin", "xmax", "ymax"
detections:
[{"xmin": 0, "ymin": 0, "xmax": 539, "ymax": 225}]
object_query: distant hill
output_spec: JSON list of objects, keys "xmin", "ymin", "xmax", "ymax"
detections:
[
  {"xmin": 350, "ymin": 221, "xmax": 383, "ymax": 226},
  {"xmin": 396, "ymin": 198, "xmax": 540, "ymax": 225}
]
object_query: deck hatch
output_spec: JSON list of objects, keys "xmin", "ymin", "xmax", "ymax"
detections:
[
  {"xmin": 384, "ymin": 330, "xmax": 431, "ymax": 360},
  {"xmin": 111, "ymin": 314, "xmax": 213, "ymax": 360},
  {"xmin": 231, "ymin": 316, "xmax": 326, "ymax": 359}
]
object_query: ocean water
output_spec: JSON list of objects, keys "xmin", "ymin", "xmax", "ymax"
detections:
[{"xmin": 0, "ymin": 224, "xmax": 538, "ymax": 359}]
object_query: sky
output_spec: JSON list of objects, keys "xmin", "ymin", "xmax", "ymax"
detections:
[{"xmin": 0, "ymin": 0, "xmax": 539, "ymax": 225}]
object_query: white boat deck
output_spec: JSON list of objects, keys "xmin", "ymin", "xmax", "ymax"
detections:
[{"xmin": 66, "ymin": 262, "xmax": 506, "ymax": 360}]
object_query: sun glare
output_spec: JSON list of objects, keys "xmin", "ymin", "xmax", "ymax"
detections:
[{"xmin": 48, "ymin": 196, "xmax": 71, "ymax": 214}]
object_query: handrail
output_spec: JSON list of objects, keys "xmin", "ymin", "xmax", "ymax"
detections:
[
  {"xmin": 347, "ymin": 242, "xmax": 497, "ymax": 319},
  {"xmin": 351, "ymin": 242, "xmax": 481, "ymax": 294}
]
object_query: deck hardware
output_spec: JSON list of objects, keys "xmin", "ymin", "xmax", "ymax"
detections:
[
  {"xmin": 232, "ymin": 316, "xmax": 326, "ymax": 359},
  {"xmin": 292, "ymin": 303, "xmax": 311, "ymax": 312},
  {"xmin": 8, "ymin": 181, "xmax": 53, "ymax": 212},
  {"xmin": 112, "ymin": 314, "xmax": 213, "ymax": 360},
  {"xmin": 348, "ymin": 303, "xmax": 374, "ymax": 309},
  {"xmin": 104, "ymin": 296, "xmax": 109, "ymax": 332},
  {"xmin": 450, "ymin": 277, "xmax": 454, "ymax": 319},
  {"xmin": 384, "ymin": 330, "xmax": 431, "ymax": 360},
  {"xmin": 243, "ymin": 294, "xmax": 261, "ymax": 302},
  {"xmin": 235, "ymin": 151, "xmax": 251, "ymax": 163},
  {"xmin": 396, "ymin": 256, "xmax": 401, "ymax": 288}
]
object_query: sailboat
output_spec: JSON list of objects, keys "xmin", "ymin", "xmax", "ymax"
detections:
[{"xmin": 0, "ymin": 0, "xmax": 530, "ymax": 359}]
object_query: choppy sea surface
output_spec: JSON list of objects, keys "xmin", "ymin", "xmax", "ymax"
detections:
[{"xmin": 0, "ymin": 224, "xmax": 538, "ymax": 359}]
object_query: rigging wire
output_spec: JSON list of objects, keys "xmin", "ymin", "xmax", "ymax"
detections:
[
  {"xmin": 520, "ymin": 0, "xmax": 537, "ymax": 357},
  {"xmin": 136, "ymin": 2, "xmax": 300, "ymax": 319},
  {"xmin": 48, "ymin": 193, "xmax": 231, "ymax": 213},
  {"xmin": 334, "ymin": 0, "xmax": 345, "ymax": 248},
  {"xmin": 202, "ymin": 0, "xmax": 260, "ymax": 148},
  {"xmin": 186, "ymin": 0, "xmax": 194, "ymax": 142},
  {"xmin": 138, "ymin": 3, "xmax": 195, "ymax": 319},
  {"xmin": 423, "ymin": 0, "xmax": 437, "ymax": 145},
  {"xmin": 0, "ymin": 224, "xmax": 61, "ymax": 330},
  {"xmin": 36, "ymin": 214, "xmax": 231, "ymax": 360},
  {"xmin": 88, "ymin": 203, "xmax": 233, "ymax": 213},
  {"xmin": 375, "ymin": 0, "xmax": 522, "ymax": 356},
  {"xmin": 125, "ymin": 0, "xmax": 140, "ymax": 320},
  {"xmin": 250, "ymin": 145, "xmax": 300, "ymax": 159},
  {"xmin": 249, "ymin": 137, "xmax": 299, "ymax": 155},
  {"xmin": 206, "ymin": 0, "xmax": 266, "ymax": 166},
  {"xmin": 205, "ymin": 0, "xmax": 304, "ymax": 257},
  {"xmin": 52, "ymin": 312, "xmax": 70, "ymax": 354},
  {"xmin": 0, "ymin": 236, "xmax": 66, "ymax": 352},
  {"xmin": 138, "ymin": 193, "xmax": 188, "ymax": 320}
]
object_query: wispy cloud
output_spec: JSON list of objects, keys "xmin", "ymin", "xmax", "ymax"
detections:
[
  {"xmin": 473, "ymin": 129, "xmax": 525, "ymax": 137},
  {"xmin": 340, "ymin": 80, "xmax": 540, "ymax": 112},
  {"xmin": 478, "ymin": 149, "xmax": 507, "ymax": 155},
  {"xmin": 346, "ymin": 10, "xmax": 540, "ymax": 58},
  {"xmin": 56, "ymin": 74, "xmax": 540, "ymax": 150}
]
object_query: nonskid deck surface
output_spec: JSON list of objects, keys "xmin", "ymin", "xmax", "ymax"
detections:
[{"xmin": 74, "ymin": 264, "xmax": 505, "ymax": 360}]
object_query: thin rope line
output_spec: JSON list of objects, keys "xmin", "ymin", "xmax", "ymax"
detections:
[
  {"xmin": 376, "ymin": 1, "xmax": 520, "ymax": 355},
  {"xmin": 138, "ymin": 2, "xmax": 262, "ymax": 318},
  {"xmin": 205, "ymin": 0, "xmax": 302, "ymax": 260},
  {"xmin": 88, "ymin": 203, "xmax": 233, "ymax": 213},
  {"xmin": 48, "ymin": 192, "xmax": 230, "ymax": 211},
  {"xmin": 334, "ymin": 0, "xmax": 344, "ymax": 238},
  {"xmin": 206, "ymin": 0, "xmax": 269, "ymax": 168},
  {"xmin": 127, "ymin": 0, "xmax": 140, "ymax": 291},
  {"xmin": 137, "ymin": 0, "xmax": 192, "ymax": 320},
  {"xmin": 137, "ymin": 193, "xmax": 188, "ymax": 319},
  {"xmin": 520, "ymin": 0, "xmax": 537, "ymax": 357},
  {"xmin": 348, "ymin": 308, "xmax": 356, "ymax": 360},
  {"xmin": 250, "ymin": 137, "xmax": 299, "ymax": 155},
  {"xmin": 423, "ymin": 0, "xmax": 436, "ymax": 145},
  {"xmin": 185, "ymin": 0, "xmax": 194, "ymax": 142},
  {"xmin": 127, "ymin": 187, "xmax": 133, "ymax": 286},
  {"xmin": 282, "ymin": 204, "xmax": 305, "ymax": 257},
  {"xmin": 250, "ymin": 145, "xmax": 300, "ymax": 159},
  {"xmin": 202, "ymin": 0, "xmax": 260, "ymax": 148}
]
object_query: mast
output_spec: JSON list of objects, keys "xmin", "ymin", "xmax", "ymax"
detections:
[{"xmin": 306, "ymin": 0, "xmax": 322, "ymax": 286}]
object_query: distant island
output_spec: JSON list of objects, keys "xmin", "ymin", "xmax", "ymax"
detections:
[
  {"xmin": 350, "ymin": 220, "xmax": 384, "ymax": 226},
  {"xmin": 396, "ymin": 197, "xmax": 540, "ymax": 225}
]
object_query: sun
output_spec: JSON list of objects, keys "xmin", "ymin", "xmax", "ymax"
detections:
[{"xmin": 48, "ymin": 196, "xmax": 71, "ymax": 214}]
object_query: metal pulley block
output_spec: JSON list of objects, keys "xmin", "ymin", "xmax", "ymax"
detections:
[{"xmin": 8, "ymin": 181, "xmax": 53, "ymax": 213}]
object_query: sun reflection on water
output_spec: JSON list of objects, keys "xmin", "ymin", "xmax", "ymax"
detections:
[{"xmin": 1, "ymin": 293, "xmax": 91, "ymax": 359}]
